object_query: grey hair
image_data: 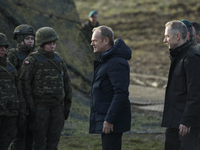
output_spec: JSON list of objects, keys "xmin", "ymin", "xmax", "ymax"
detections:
[
  {"xmin": 93, "ymin": 26, "xmax": 114, "ymax": 46},
  {"xmin": 165, "ymin": 20, "xmax": 188, "ymax": 40}
]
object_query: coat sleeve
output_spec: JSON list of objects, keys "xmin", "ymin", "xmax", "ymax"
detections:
[
  {"xmin": 105, "ymin": 59, "xmax": 130, "ymax": 124},
  {"xmin": 62, "ymin": 61, "xmax": 72, "ymax": 111},
  {"xmin": 19, "ymin": 56, "xmax": 36, "ymax": 110},
  {"xmin": 181, "ymin": 55, "xmax": 200, "ymax": 127},
  {"xmin": 7, "ymin": 51, "xmax": 18, "ymax": 68},
  {"xmin": 13, "ymin": 64, "xmax": 26, "ymax": 114}
]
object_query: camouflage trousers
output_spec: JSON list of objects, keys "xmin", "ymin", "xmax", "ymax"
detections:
[
  {"xmin": 11, "ymin": 117, "xmax": 33, "ymax": 150},
  {"xmin": 32, "ymin": 104, "xmax": 65, "ymax": 150},
  {"xmin": 0, "ymin": 116, "xmax": 18, "ymax": 150}
]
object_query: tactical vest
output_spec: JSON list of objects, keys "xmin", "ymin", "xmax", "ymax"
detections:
[
  {"xmin": 32, "ymin": 54, "xmax": 65, "ymax": 100},
  {"xmin": 0, "ymin": 62, "xmax": 20, "ymax": 110},
  {"xmin": 7, "ymin": 48, "xmax": 28, "ymax": 70}
]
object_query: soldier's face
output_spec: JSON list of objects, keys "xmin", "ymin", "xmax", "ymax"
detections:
[
  {"xmin": 163, "ymin": 26, "xmax": 179, "ymax": 50},
  {"xmin": 44, "ymin": 41, "xmax": 56, "ymax": 52},
  {"xmin": 21, "ymin": 35, "xmax": 34, "ymax": 47},
  {"xmin": 91, "ymin": 30, "xmax": 106, "ymax": 54},
  {"xmin": 0, "ymin": 46, "xmax": 6, "ymax": 57},
  {"xmin": 89, "ymin": 14, "xmax": 98, "ymax": 24}
]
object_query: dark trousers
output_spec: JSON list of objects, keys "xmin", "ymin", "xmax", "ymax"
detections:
[
  {"xmin": 101, "ymin": 133, "xmax": 123, "ymax": 150},
  {"xmin": 32, "ymin": 104, "xmax": 65, "ymax": 150},
  {"xmin": 25, "ymin": 121, "xmax": 33, "ymax": 150},
  {"xmin": 11, "ymin": 117, "xmax": 33, "ymax": 150},
  {"xmin": 0, "ymin": 116, "xmax": 17, "ymax": 150},
  {"xmin": 165, "ymin": 127, "xmax": 200, "ymax": 150},
  {"xmin": 11, "ymin": 120, "xmax": 27, "ymax": 150}
]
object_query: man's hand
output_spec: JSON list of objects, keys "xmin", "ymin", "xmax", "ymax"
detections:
[
  {"xmin": 179, "ymin": 124, "xmax": 191, "ymax": 136},
  {"xmin": 102, "ymin": 121, "xmax": 113, "ymax": 134}
]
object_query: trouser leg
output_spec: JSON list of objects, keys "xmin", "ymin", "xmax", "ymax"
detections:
[
  {"xmin": 101, "ymin": 133, "xmax": 123, "ymax": 150},
  {"xmin": 32, "ymin": 106, "xmax": 50, "ymax": 150},
  {"xmin": 46, "ymin": 104, "xmax": 65, "ymax": 150},
  {"xmin": 11, "ymin": 119, "xmax": 27, "ymax": 150},
  {"xmin": 165, "ymin": 128, "xmax": 180, "ymax": 150},
  {"xmin": 25, "ymin": 118, "xmax": 33, "ymax": 150},
  {"xmin": 0, "ymin": 116, "xmax": 18, "ymax": 150}
]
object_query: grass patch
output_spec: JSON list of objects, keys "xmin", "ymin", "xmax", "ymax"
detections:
[{"xmin": 59, "ymin": 133, "xmax": 164, "ymax": 150}]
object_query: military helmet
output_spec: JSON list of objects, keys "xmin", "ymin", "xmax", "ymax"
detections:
[
  {"xmin": 0, "ymin": 33, "xmax": 9, "ymax": 48},
  {"xmin": 13, "ymin": 24, "xmax": 35, "ymax": 40},
  {"xmin": 35, "ymin": 27, "xmax": 59, "ymax": 47}
]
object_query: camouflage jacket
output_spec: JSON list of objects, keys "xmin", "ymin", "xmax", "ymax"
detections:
[
  {"xmin": 190, "ymin": 37, "xmax": 200, "ymax": 53},
  {"xmin": 0, "ymin": 55, "xmax": 26, "ymax": 116},
  {"xmin": 19, "ymin": 49, "xmax": 72, "ymax": 111},
  {"xmin": 7, "ymin": 44, "xmax": 36, "ymax": 71}
]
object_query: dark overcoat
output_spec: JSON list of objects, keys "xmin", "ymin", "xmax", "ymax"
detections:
[
  {"xmin": 161, "ymin": 41, "xmax": 200, "ymax": 128},
  {"xmin": 89, "ymin": 38, "xmax": 132, "ymax": 134}
]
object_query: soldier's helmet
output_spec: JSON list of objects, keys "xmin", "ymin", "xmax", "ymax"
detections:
[
  {"xmin": 35, "ymin": 27, "xmax": 59, "ymax": 47},
  {"xmin": 0, "ymin": 33, "xmax": 9, "ymax": 48},
  {"xmin": 13, "ymin": 24, "xmax": 35, "ymax": 40}
]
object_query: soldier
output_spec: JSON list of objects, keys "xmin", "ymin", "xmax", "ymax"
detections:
[
  {"xmin": 0, "ymin": 33, "xmax": 26, "ymax": 150},
  {"xmin": 82, "ymin": 10, "xmax": 100, "ymax": 45},
  {"xmin": 7, "ymin": 24, "xmax": 36, "ymax": 70},
  {"xmin": 19, "ymin": 27, "xmax": 72, "ymax": 150},
  {"xmin": 7, "ymin": 24, "xmax": 36, "ymax": 150}
]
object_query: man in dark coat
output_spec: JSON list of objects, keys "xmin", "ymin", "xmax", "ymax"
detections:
[
  {"xmin": 162, "ymin": 20, "xmax": 200, "ymax": 150},
  {"xmin": 90, "ymin": 25, "xmax": 132, "ymax": 150}
]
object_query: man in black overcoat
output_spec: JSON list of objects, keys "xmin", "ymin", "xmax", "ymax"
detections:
[{"xmin": 162, "ymin": 20, "xmax": 200, "ymax": 150}]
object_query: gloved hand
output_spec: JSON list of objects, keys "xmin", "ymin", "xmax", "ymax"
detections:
[
  {"xmin": 64, "ymin": 109, "xmax": 70, "ymax": 120},
  {"xmin": 17, "ymin": 113, "xmax": 26, "ymax": 127}
]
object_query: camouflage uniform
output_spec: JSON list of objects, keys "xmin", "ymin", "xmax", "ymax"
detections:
[
  {"xmin": 19, "ymin": 27, "xmax": 72, "ymax": 150},
  {"xmin": 7, "ymin": 24, "xmax": 36, "ymax": 150},
  {"xmin": 0, "ymin": 33, "xmax": 26, "ymax": 150},
  {"xmin": 190, "ymin": 36, "xmax": 200, "ymax": 53}
]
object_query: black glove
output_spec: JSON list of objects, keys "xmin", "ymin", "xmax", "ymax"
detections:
[
  {"xmin": 64, "ymin": 109, "xmax": 70, "ymax": 120},
  {"xmin": 17, "ymin": 113, "xmax": 26, "ymax": 127}
]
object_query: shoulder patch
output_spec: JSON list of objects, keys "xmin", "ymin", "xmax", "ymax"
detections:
[{"xmin": 25, "ymin": 61, "xmax": 29, "ymax": 65}]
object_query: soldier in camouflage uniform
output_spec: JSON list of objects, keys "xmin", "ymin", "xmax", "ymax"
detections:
[
  {"xmin": 7, "ymin": 24, "xmax": 36, "ymax": 150},
  {"xmin": 0, "ymin": 33, "xmax": 26, "ymax": 150},
  {"xmin": 7, "ymin": 24, "xmax": 36, "ymax": 70},
  {"xmin": 19, "ymin": 27, "xmax": 72, "ymax": 150},
  {"xmin": 181, "ymin": 20, "xmax": 200, "ymax": 52}
]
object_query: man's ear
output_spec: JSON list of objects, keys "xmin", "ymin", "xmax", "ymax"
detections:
[
  {"xmin": 176, "ymin": 33, "xmax": 181, "ymax": 41},
  {"xmin": 104, "ymin": 37, "xmax": 109, "ymax": 45}
]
